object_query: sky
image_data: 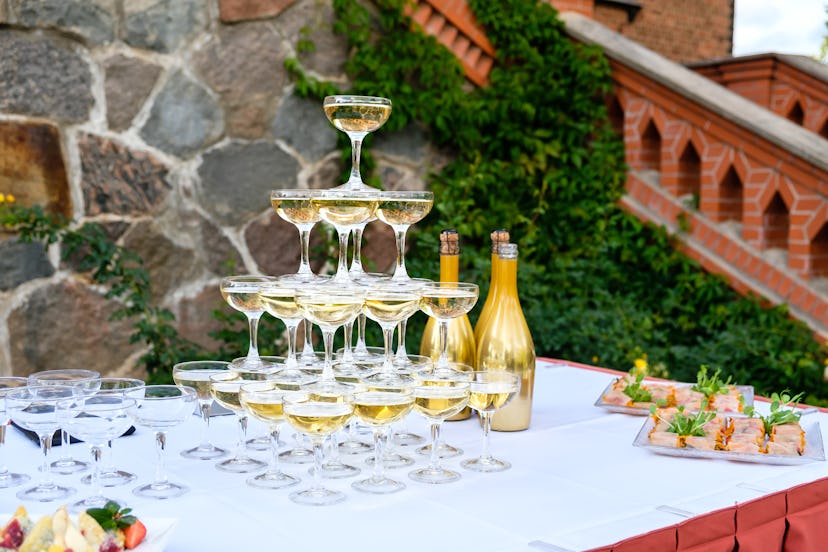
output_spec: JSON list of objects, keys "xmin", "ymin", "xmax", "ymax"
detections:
[{"xmin": 733, "ymin": 0, "xmax": 826, "ymax": 57}]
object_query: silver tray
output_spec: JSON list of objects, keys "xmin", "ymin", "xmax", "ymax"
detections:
[
  {"xmin": 632, "ymin": 417, "xmax": 825, "ymax": 465},
  {"xmin": 594, "ymin": 378, "xmax": 754, "ymax": 416}
]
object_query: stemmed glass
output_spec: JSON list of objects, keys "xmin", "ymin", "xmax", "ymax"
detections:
[
  {"xmin": 419, "ymin": 282, "xmax": 480, "ymax": 372},
  {"xmin": 362, "ymin": 283, "xmax": 423, "ymax": 384},
  {"xmin": 323, "ymin": 95, "xmax": 392, "ymax": 188},
  {"xmin": 376, "ymin": 190, "xmax": 434, "ymax": 282},
  {"xmin": 240, "ymin": 381, "xmax": 300, "ymax": 489},
  {"xmin": 125, "ymin": 385, "xmax": 197, "ymax": 499},
  {"xmin": 220, "ymin": 275, "xmax": 278, "ymax": 371},
  {"xmin": 284, "ymin": 392, "xmax": 354, "ymax": 506},
  {"xmin": 172, "ymin": 361, "xmax": 229, "ymax": 460},
  {"xmin": 0, "ymin": 377, "xmax": 30, "ymax": 488},
  {"xmin": 462, "ymin": 371, "xmax": 520, "ymax": 472},
  {"xmin": 352, "ymin": 385, "xmax": 414, "ymax": 494},
  {"xmin": 28, "ymin": 369, "xmax": 101, "ymax": 474},
  {"xmin": 210, "ymin": 372, "xmax": 267, "ymax": 473},
  {"xmin": 269, "ymin": 369, "xmax": 319, "ymax": 465},
  {"xmin": 59, "ymin": 393, "xmax": 135, "ymax": 509},
  {"xmin": 270, "ymin": 189, "xmax": 322, "ymax": 283},
  {"xmin": 6, "ymin": 385, "xmax": 78, "ymax": 501},
  {"xmin": 409, "ymin": 378, "xmax": 470, "ymax": 484},
  {"xmin": 258, "ymin": 278, "xmax": 307, "ymax": 370}
]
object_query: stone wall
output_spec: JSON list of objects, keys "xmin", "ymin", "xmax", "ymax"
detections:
[{"xmin": 0, "ymin": 0, "xmax": 441, "ymax": 378}]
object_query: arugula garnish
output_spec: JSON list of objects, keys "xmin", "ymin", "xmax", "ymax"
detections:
[
  {"xmin": 86, "ymin": 500, "xmax": 137, "ymax": 531},
  {"xmin": 623, "ymin": 371, "xmax": 653, "ymax": 403},
  {"xmin": 760, "ymin": 391, "xmax": 805, "ymax": 433},
  {"xmin": 650, "ymin": 402, "xmax": 716, "ymax": 437},
  {"xmin": 691, "ymin": 365, "xmax": 733, "ymax": 396}
]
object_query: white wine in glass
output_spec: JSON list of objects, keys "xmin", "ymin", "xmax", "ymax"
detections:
[
  {"xmin": 419, "ymin": 282, "xmax": 479, "ymax": 372},
  {"xmin": 271, "ymin": 190, "xmax": 322, "ymax": 283},
  {"xmin": 462, "ymin": 371, "xmax": 520, "ymax": 472},
  {"xmin": 376, "ymin": 191, "xmax": 434, "ymax": 283},
  {"xmin": 220, "ymin": 275, "xmax": 277, "ymax": 370},
  {"xmin": 173, "ymin": 360, "xmax": 230, "ymax": 461}
]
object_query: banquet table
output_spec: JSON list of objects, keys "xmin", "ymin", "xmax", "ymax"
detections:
[{"xmin": 3, "ymin": 359, "xmax": 828, "ymax": 551}]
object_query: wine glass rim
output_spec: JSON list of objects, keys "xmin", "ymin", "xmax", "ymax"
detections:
[
  {"xmin": 71, "ymin": 394, "xmax": 137, "ymax": 408},
  {"xmin": 28, "ymin": 369, "xmax": 100, "ymax": 382},
  {"xmin": 173, "ymin": 360, "xmax": 230, "ymax": 370},
  {"xmin": 295, "ymin": 285, "xmax": 366, "ymax": 298},
  {"xmin": 270, "ymin": 189, "xmax": 313, "ymax": 198},
  {"xmin": 379, "ymin": 190, "xmax": 434, "ymax": 199},
  {"xmin": 323, "ymin": 95, "xmax": 391, "ymax": 105},
  {"xmin": 309, "ymin": 188, "xmax": 381, "ymax": 198},
  {"xmin": 125, "ymin": 384, "xmax": 196, "ymax": 400},
  {"xmin": 220, "ymin": 275, "xmax": 278, "ymax": 284},
  {"xmin": 0, "ymin": 376, "xmax": 29, "ymax": 386},
  {"xmin": 6, "ymin": 384, "xmax": 78, "ymax": 401}
]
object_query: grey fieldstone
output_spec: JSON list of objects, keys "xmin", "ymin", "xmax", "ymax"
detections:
[
  {"xmin": 271, "ymin": 93, "xmax": 338, "ymax": 162},
  {"xmin": 79, "ymin": 133, "xmax": 171, "ymax": 216},
  {"xmin": 124, "ymin": 0, "xmax": 208, "ymax": 53},
  {"xmin": 198, "ymin": 215, "xmax": 244, "ymax": 276},
  {"xmin": 104, "ymin": 54, "xmax": 162, "ymax": 131},
  {"xmin": 374, "ymin": 125, "xmax": 429, "ymax": 164},
  {"xmin": 198, "ymin": 141, "xmax": 300, "ymax": 227},
  {"xmin": 0, "ymin": 30, "xmax": 94, "ymax": 122},
  {"xmin": 12, "ymin": 0, "xmax": 117, "ymax": 45},
  {"xmin": 171, "ymin": 284, "xmax": 226, "ymax": 351},
  {"xmin": 307, "ymin": 156, "xmax": 344, "ymax": 189},
  {"xmin": 60, "ymin": 221, "xmax": 132, "ymax": 273},
  {"xmin": 378, "ymin": 163, "xmax": 425, "ymax": 191},
  {"xmin": 140, "ymin": 70, "xmax": 224, "ymax": 158},
  {"xmin": 245, "ymin": 210, "xmax": 325, "ymax": 276},
  {"xmin": 361, "ymin": 220, "xmax": 396, "ymax": 274},
  {"xmin": 276, "ymin": 0, "xmax": 347, "ymax": 78},
  {"xmin": 0, "ymin": 239, "xmax": 54, "ymax": 290},
  {"xmin": 192, "ymin": 21, "xmax": 290, "ymax": 139},
  {"xmin": 7, "ymin": 279, "xmax": 139, "ymax": 377}
]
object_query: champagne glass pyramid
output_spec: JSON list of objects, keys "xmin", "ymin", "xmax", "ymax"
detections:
[
  {"xmin": 323, "ymin": 95, "xmax": 391, "ymax": 189},
  {"xmin": 220, "ymin": 275, "xmax": 277, "ymax": 370}
]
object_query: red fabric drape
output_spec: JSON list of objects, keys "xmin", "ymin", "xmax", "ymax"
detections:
[
  {"xmin": 676, "ymin": 507, "xmax": 736, "ymax": 551},
  {"xmin": 735, "ymin": 491, "xmax": 787, "ymax": 551},
  {"xmin": 611, "ymin": 526, "xmax": 676, "ymax": 552},
  {"xmin": 783, "ymin": 477, "xmax": 828, "ymax": 552}
]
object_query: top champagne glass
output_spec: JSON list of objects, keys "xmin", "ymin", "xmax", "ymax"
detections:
[{"xmin": 323, "ymin": 95, "xmax": 392, "ymax": 190}]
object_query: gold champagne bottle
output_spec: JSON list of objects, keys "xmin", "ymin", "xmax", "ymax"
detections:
[
  {"xmin": 477, "ymin": 243, "xmax": 535, "ymax": 431},
  {"xmin": 419, "ymin": 229, "xmax": 476, "ymax": 421},
  {"xmin": 473, "ymin": 229, "xmax": 510, "ymax": 349}
]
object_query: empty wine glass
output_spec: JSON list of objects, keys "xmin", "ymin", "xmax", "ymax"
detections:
[
  {"xmin": 125, "ymin": 385, "xmax": 197, "ymax": 499},
  {"xmin": 28, "ymin": 369, "xmax": 101, "ymax": 474},
  {"xmin": 323, "ymin": 95, "xmax": 392, "ymax": 189},
  {"xmin": 376, "ymin": 190, "xmax": 434, "ymax": 282},
  {"xmin": 172, "ymin": 361, "xmax": 229, "ymax": 460},
  {"xmin": 220, "ymin": 275, "xmax": 278, "ymax": 371},
  {"xmin": 270, "ymin": 189, "xmax": 323, "ymax": 283},
  {"xmin": 210, "ymin": 372, "xmax": 267, "ymax": 474},
  {"xmin": 284, "ymin": 392, "xmax": 354, "ymax": 506},
  {"xmin": 419, "ymin": 282, "xmax": 479, "ymax": 372},
  {"xmin": 6, "ymin": 385, "xmax": 78, "ymax": 502},
  {"xmin": 0, "ymin": 377, "xmax": 30, "ymax": 489},
  {"xmin": 462, "ymin": 371, "xmax": 520, "ymax": 472},
  {"xmin": 60, "ymin": 392, "xmax": 135, "ymax": 509}
]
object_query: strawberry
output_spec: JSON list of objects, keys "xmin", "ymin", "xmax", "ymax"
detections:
[
  {"xmin": 0, "ymin": 518, "xmax": 24, "ymax": 548},
  {"xmin": 122, "ymin": 520, "xmax": 146, "ymax": 550}
]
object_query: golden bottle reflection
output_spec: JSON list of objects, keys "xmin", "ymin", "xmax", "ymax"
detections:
[
  {"xmin": 473, "ymin": 229, "xmax": 510, "ymax": 351},
  {"xmin": 419, "ymin": 229, "xmax": 476, "ymax": 420},
  {"xmin": 476, "ymin": 243, "xmax": 535, "ymax": 431}
]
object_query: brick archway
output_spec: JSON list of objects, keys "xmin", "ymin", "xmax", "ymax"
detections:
[
  {"xmin": 763, "ymin": 192, "xmax": 789, "ymax": 251},
  {"xmin": 640, "ymin": 118, "xmax": 661, "ymax": 172}
]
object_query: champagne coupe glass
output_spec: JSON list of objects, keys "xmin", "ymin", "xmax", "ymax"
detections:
[
  {"xmin": 210, "ymin": 372, "xmax": 267, "ymax": 473},
  {"xmin": 259, "ymin": 278, "xmax": 307, "ymax": 371},
  {"xmin": 270, "ymin": 189, "xmax": 323, "ymax": 283},
  {"xmin": 310, "ymin": 189, "xmax": 379, "ymax": 286},
  {"xmin": 393, "ymin": 277, "xmax": 432, "ymax": 371},
  {"xmin": 229, "ymin": 355, "xmax": 286, "ymax": 452},
  {"xmin": 409, "ymin": 379, "xmax": 470, "ymax": 484},
  {"xmin": 414, "ymin": 365, "xmax": 472, "ymax": 459},
  {"xmin": 240, "ymin": 381, "xmax": 300, "ymax": 489},
  {"xmin": 60, "ymin": 393, "xmax": 135, "ymax": 509},
  {"xmin": 284, "ymin": 392, "xmax": 354, "ymax": 506},
  {"xmin": 6, "ymin": 385, "xmax": 78, "ymax": 502},
  {"xmin": 323, "ymin": 95, "xmax": 392, "ymax": 189},
  {"xmin": 125, "ymin": 385, "xmax": 197, "ymax": 499},
  {"xmin": 172, "ymin": 361, "xmax": 230, "ymax": 460},
  {"xmin": 269, "ymin": 369, "xmax": 319, "ymax": 465},
  {"xmin": 419, "ymin": 282, "xmax": 480, "ymax": 372},
  {"xmin": 362, "ymin": 283, "xmax": 423, "ymax": 385},
  {"xmin": 0, "ymin": 377, "xmax": 30, "ymax": 488},
  {"xmin": 376, "ymin": 190, "xmax": 434, "ymax": 282},
  {"xmin": 352, "ymin": 385, "xmax": 414, "ymax": 494},
  {"xmin": 220, "ymin": 275, "xmax": 278, "ymax": 371},
  {"xmin": 81, "ymin": 377, "xmax": 145, "ymax": 487},
  {"xmin": 28, "ymin": 369, "xmax": 101, "ymax": 474},
  {"xmin": 462, "ymin": 371, "xmax": 520, "ymax": 472}
]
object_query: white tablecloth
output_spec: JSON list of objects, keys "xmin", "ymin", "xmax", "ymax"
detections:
[{"xmin": 3, "ymin": 360, "xmax": 827, "ymax": 551}]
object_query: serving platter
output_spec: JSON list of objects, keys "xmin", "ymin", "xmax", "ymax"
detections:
[{"xmin": 594, "ymin": 378, "xmax": 754, "ymax": 416}]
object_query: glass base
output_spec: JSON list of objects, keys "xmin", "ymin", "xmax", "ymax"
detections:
[
  {"xmin": 290, "ymin": 486, "xmax": 346, "ymax": 506},
  {"xmin": 246, "ymin": 470, "xmax": 300, "ymax": 490},
  {"xmin": 337, "ymin": 346, "xmax": 384, "ymax": 365},
  {"xmin": 49, "ymin": 458, "xmax": 89, "ymax": 474},
  {"xmin": 408, "ymin": 466, "xmax": 461, "ymax": 484},
  {"xmin": 215, "ymin": 455, "xmax": 267, "ymax": 474},
  {"xmin": 416, "ymin": 441, "xmax": 463, "ymax": 459},
  {"xmin": 296, "ymin": 352, "xmax": 326, "ymax": 370},
  {"xmin": 181, "ymin": 443, "xmax": 228, "ymax": 461},
  {"xmin": 0, "ymin": 472, "xmax": 30, "ymax": 489},
  {"xmin": 70, "ymin": 493, "xmax": 121, "ymax": 511},
  {"xmin": 81, "ymin": 469, "xmax": 137, "ymax": 487},
  {"xmin": 365, "ymin": 452, "xmax": 414, "ymax": 469},
  {"xmin": 339, "ymin": 439, "xmax": 372, "ymax": 455},
  {"xmin": 352, "ymin": 476, "xmax": 406, "ymax": 494},
  {"xmin": 17, "ymin": 482, "xmax": 75, "ymax": 502},
  {"xmin": 279, "ymin": 447, "xmax": 315, "ymax": 464},
  {"xmin": 461, "ymin": 456, "xmax": 511, "ymax": 472},
  {"xmin": 394, "ymin": 431, "xmax": 426, "ymax": 447},
  {"xmin": 133, "ymin": 481, "xmax": 189, "ymax": 500},
  {"xmin": 309, "ymin": 460, "xmax": 360, "ymax": 479},
  {"xmin": 229, "ymin": 356, "xmax": 279, "ymax": 372},
  {"xmin": 246, "ymin": 435, "xmax": 271, "ymax": 452}
]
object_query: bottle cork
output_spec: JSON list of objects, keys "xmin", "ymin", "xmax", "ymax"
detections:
[
  {"xmin": 439, "ymin": 229, "xmax": 460, "ymax": 255},
  {"xmin": 490, "ymin": 229, "xmax": 510, "ymax": 253}
]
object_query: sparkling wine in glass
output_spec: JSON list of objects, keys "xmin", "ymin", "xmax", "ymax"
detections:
[
  {"xmin": 173, "ymin": 361, "xmax": 229, "ymax": 460},
  {"xmin": 220, "ymin": 275, "xmax": 278, "ymax": 371},
  {"xmin": 462, "ymin": 371, "xmax": 520, "ymax": 472},
  {"xmin": 362, "ymin": 283, "xmax": 423, "ymax": 384},
  {"xmin": 323, "ymin": 95, "xmax": 392, "ymax": 189},
  {"xmin": 271, "ymin": 189, "xmax": 323, "ymax": 283},
  {"xmin": 259, "ymin": 278, "xmax": 307, "ymax": 370},
  {"xmin": 210, "ymin": 372, "xmax": 267, "ymax": 473},
  {"xmin": 419, "ymin": 282, "xmax": 479, "ymax": 372},
  {"xmin": 284, "ymin": 392, "xmax": 354, "ymax": 506},
  {"xmin": 6, "ymin": 385, "xmax": 78, "ymax": 502},
  {"xmin": 28, "ymin": 369, "xmax": 101, "ymax": 474},
  {"xmin": 125, "ymin": 385, "xmax": 197, "ymax": 499},
  {"xmin": 376, "ymin": 190, "xmax": 433, "ymax": 282},
  {"xmin": 0, "ymin": 377, "xmax": 31, "ymax": 489}
]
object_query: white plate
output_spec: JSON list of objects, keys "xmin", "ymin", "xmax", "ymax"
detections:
[
  {"xmin": 632, "ymin": 417, "xmax": 825, "ymax": 465},
  {"xmin": 0, "ymin": 514, "xmax": 177, "ymax": 552},
  {"xmin": 594, "ymin": 378, "xmax": 754, "ymax": 416}
]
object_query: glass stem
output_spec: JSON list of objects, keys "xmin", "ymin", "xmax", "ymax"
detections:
[
  {"xmin": 480, "ymin": 412, "xmax": 493, "ymax": 461},
  {"xmin": 395, "ymin": 319, "xmax": 408, "ymax": 359},
  {"xmin": 268, "ymin": 425, "xmax": 281, "ymax": 474},
  {"xmin": 356, "ymin": 313, "xmax": 369, "ymax": 354},
  {"xmin": 437, "ymin": 319, "xmax": 450, "ymax": 369},
  {"xmin": 60, "ymin": 429, "xmax": 71, "ymax": 460},
  {"xmin": 102, "ymin": 441, "xmax": 115, "ymax": 473},
  {"xmin": 372, "ymin": 427, "xmax": 386, "ymax": 481},
  {"xmin": 0, "ymin": 425, "xmax": 7, "ymax": 477},
  {"xmin": 236, "ymin": 415, "xmax": 249, "ymax": 458},
  {"xmin": 246, "ymin": 314, "xmax": 261, "ymax": 359},
  {"xmin": 302, "ymin": 319, "xmax": 315, "ymax": 357},
  {"xmin": 91, "ymin": 445, "xmax": 103, "ymax": 498},
  {"xmin": 286, "ymin": 321, "xmax": 299, "ymax": 368},
  {"xmin": 39, "ymin": 433, "xmax": 54, "ymax": 488},
  {"xmin": 321, "ymin": 328, "xmax": 336, "ymax": 382},
  {"xmin": 382, "ymin": 325, "xmax": 396, "ymax": 375},
  {"xmin": 392, "ymin": 226, "xmax": 409, "ymax": 280},
  {"xmin": 351, "ymin": 224, "xmax": 366, "ymax": 274},
  {"xmin": 349, "ymin": 133, "xmax": 367, "ymax": 184},
  {"xmin": 311, "ymin": 439, "xmax": 325, "ymax": 492},
  {"xmin": 334, "ymin": 229, "xmax": 350, "ymax": 283},
  {"xmin": 342, "ymin": 320, "xmax": 355, "ymax": 363},
  {"xmin": 297, "ymin": 226, "xmax": 315, "ymax": 276},
  {"xmin": 428, "ymin": 422, "xmax": 442, "ymax": 471},
  {"xmin": 154, "ymin": 431, "xmax": 167, "ymax": 486},
  {"xmin": 199, "ymin": 402, "xmax": 212, "ymax": 448}
]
